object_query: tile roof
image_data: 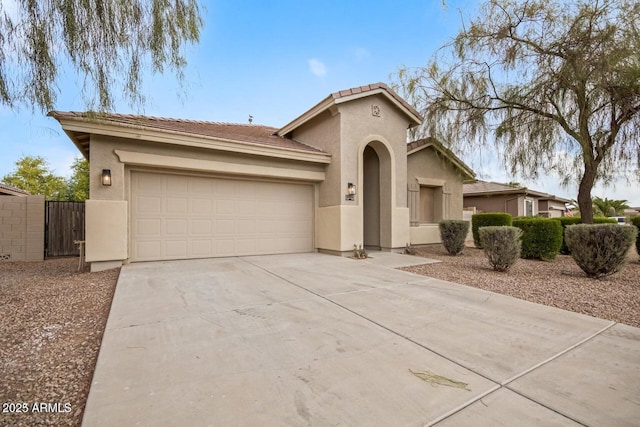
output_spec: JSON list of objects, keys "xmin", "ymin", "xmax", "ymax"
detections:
[
  {"xmin": 0, "ymin": 182, "xmax": 30, "ymax": 196},
  {"xmin": 48, "ymin": 111, "xmax": 327, "ymax": 155},
  {"xmin": 463, "ymin": 180, "xmax": 569, "ymax": 202},
  {"xmin": 331, "ymin": 82, "xmax": 422, "ymax": 120}
]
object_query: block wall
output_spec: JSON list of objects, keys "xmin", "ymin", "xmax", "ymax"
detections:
[{"xmin": 0, "ymin": 195, "xmax": 44, "ymax": 261}]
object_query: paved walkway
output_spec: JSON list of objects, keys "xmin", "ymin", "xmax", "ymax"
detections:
[{"xmin": 83, "ymin": 252, "xmax": 640, "ymax": 426}]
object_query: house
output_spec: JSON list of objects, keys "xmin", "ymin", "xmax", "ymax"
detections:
[
  {"xmin": 463, "ymin": 180, "xmax": 570, "ymax": 218},
  {"xmin": 50, "ymin": 83, "xmax": 473, "ymax": 271},
  {"xmin": 0, "ymin": 182, "xmax": 30, "ymax": 196}
]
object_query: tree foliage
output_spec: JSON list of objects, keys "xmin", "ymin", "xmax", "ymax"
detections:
[
  {"xmin": 0, "ymin": 0, "xmax": 203, "ymax": 112},
  {"xmin": 394, "ymin": 0, "xmax": 640, "ymax": 223},
  {"xmin": 2, "ymin": 156, "xmax": 69, "ymax": 200},
  {"xmin": 67, "ymin": 157, "xmax": 90, "ymax": 201},
  {"xmin": 591, "ymin": 196, "xmax": 630, "ymax": 217}
]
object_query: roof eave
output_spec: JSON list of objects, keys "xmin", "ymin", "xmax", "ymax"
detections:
[
  {"xmin": 52, "ymin": 115, "xmax": 331, "ymax": 164},
  {"xmin": 277, "ymin": 89, "xmax": 422, "ymax": 137}
]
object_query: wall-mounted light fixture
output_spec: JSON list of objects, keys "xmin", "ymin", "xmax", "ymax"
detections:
[
  {"xmin": 101, "ymin": 169, "xmax": 112, "ymax": 186},
  {"xmin": 345, "ymin": 182, "xmax": 356, "ymax": 201}
]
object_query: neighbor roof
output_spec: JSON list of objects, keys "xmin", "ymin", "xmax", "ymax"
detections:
[
  {"xmin": 278, "ymin": 82, "xmax": 423, "ymax": 136},
  {"xmin": 406, "ymin": 137, "xmax": 475, "ymax": 181},
  {"xmin": 0, "ymin": 182, "xmax": 30, "ymax": 196},
  {"xmin": 48, "ymin": 111, "xmax": 330, "ymax": 162},
  {"xmin": 463, "ymin": 180, "xmax": 570, "ymax": 202}
]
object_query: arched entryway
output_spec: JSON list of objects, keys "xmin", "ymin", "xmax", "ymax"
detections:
[{"xmin": 362, "ymin": 141, "xmax": 392, "ymax": 249}]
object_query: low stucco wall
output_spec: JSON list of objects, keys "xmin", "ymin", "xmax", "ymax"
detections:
[
  {"xmin": 409, "ymin": 224, "xmax": 441, "ymax": 246},
  {"xmin": 85, "ymin": 200, "xmax": 128, "ymax": 265},
  {"xmin": 0, "ymin": 195, "xmax": 44, "ymax": 261}
]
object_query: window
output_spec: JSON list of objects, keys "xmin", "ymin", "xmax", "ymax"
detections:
[
  {"xmin": 524, "ymin": 199, "xmax": 534, "ymax": 216},
  {"xmin": 419, "ymin": 186, "xmax": 443, "ymax": 223}
]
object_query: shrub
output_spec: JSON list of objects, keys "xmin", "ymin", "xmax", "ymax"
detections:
[
  {"xmin": 512, "ymin": 218, "xmax": 563, "ymax": 260},
  {"xmin": 439, "ymin": 220, "xmax": 470, "ymax": 255},
  {"xmin": 472, "ymin": 213, "xmax": 512, "ymax": 248},
  {"xmin": 632, "ymin": 216, "xmax": 640, "ymax": 254},
  {"xmin": 479, "ymin": 226, "xmax": 523, "ymax": 272},
  {"xmin": 565, "ymin": 224, "xmax": 637, "ymax": 278},
  {"xmin": 552, "ymin": 216, "xmax": 617, "ymax": 254}
]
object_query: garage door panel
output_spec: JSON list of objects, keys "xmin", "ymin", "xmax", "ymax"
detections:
[
  {"xmin": 165, "ymin": 219, "xmax": 187, "ymax": 235},
  {"xmin": 165, "ymin": 240, "xmax": 187, "ymax": 257},
  {"xmin": 166, "ymin": 175, "xmax": 189, "ymax": 193},
  {"xmin": 131, "ymin": 172, "xmax": 313, "ymax": 261},
  {"xmin": 190, "ymin": 219, "xmax": 212, "ymax": 234},
  {"xmin": 136, "ymin": 195, "xmax": 162, "ymax": 212},
  {"xmin": 191, "ymin": 198, "xmax": 213, "ymax": 214}
]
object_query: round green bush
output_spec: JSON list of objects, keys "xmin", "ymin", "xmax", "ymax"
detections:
[
  {"xmin": 479, "ymin": 226, "xmax": 522, "ymax": 272},
  {"xmin": 565, "ymin": 224, "xmax": 637, "ymax": 278},
  {"xmin": 438, "ymin": 220, "xmax": 470, "ymax": 255},
  {"xmin": 472, "ymin": 213, "xmax": 512, "ymax": 248},
  {"xmin": 632, "ymin": 216, "xmax": 640, "ymax": 254},
  {"xmin": 552, "ymin": 216, "xmax": 617, "ymax": 254},
  {"xmin": 513, "ymin": 218, "xmax": 563, "ymax": 260}
]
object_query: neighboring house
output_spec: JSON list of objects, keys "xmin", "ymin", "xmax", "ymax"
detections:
[
  {"xmin": 624, "ymin": 207, "xmax": 640, "ymax": 217},
  {"xmin": 463, "ymin": 180, "xmax": 570, "ymax": 218},
  {"xmin": 50, "ymin": 83, "xmax": 472, "ymax": 271},
  {"xmin": 0, "ymin": 182, "xmax": 30, "ymax": 196}
]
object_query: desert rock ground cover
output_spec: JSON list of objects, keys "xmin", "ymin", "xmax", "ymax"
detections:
[{"xmin": 0, "ymin": 259, "xmax": 119, "ymax": 427}]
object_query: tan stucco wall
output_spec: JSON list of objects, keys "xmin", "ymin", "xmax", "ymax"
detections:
[
  {"xmin": 464, "ymin": 194, "xmax": 541, "ymax": 217},
  {"xmin": 294, "ymin": 94, "xmax": 414, "ymax": 253},
  {"xmin": 339, "ymin": 95, "xmax": 410, "ymax": 208},
  {"xmin": 85, "ymin": 200, "xmax": 127, "ymax": 263},
  {"xmin": 0, "ymin": 195, "xmax": 44, "ymax": 261},
  {"xmin": 407, "ymin": 146, "xmax": 467, "ymax": 245},
  {"xmin": 291, "ymin": 109, "xmax": 341, "ymax": 207},
  {"xmin": 464, "ymin": 194, "xmax": 521, "ymax": 217},
  {"xmin": 407, "ymin": 146, "xmax": 465, "ymax": 221}
]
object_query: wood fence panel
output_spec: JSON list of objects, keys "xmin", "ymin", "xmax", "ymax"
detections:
[{"xmin": 45, "ymin": 201, "xmax": 85, "ymax": 257}]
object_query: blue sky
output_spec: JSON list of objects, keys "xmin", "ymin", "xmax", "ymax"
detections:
[{"xmin": 1, "ymin": 0, "xmax": 638, "ymax": 205}]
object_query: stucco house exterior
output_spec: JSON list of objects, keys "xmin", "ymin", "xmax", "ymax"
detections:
[
  {"xmin": 50, "ymin": 83, "xmax": 474, "ymax": 271},
  {"xmin": 463, "ymin": 180, "xmax": 570, "ymax": 218}
]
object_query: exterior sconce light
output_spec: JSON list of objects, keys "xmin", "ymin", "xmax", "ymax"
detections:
[
  {"xmin": 101, "ymin": 169, "xmax": 112, "ymax": 186},
  {"xmin": 346, "ymin": 182, "xmax": 356, "ymax": 201}
]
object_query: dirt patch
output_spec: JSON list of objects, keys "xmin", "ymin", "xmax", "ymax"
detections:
[
  {"xmin": 0, "ymin": 258, "xmax": 119, "ymax": 427},
  {"xmin": 404, "ymin": 245, "xmax": 640, "ymax": 328}
]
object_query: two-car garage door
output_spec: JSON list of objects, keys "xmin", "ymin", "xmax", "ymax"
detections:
[{"xmin": 131, "ymin": 171, "xmax": 314, "ymax": 261}]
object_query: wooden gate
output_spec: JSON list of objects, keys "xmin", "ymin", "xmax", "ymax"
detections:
[{"xmin": 45, "ymin": 201, "xmax": 85, "ymax": 257}]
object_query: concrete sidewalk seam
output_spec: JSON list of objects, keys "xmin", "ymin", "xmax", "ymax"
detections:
[{"xmin": 500, "ymin": 321, "xmax": 616, "ymax": 386}]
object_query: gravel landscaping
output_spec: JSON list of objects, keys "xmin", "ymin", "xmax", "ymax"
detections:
[
  {"xmin": 404, "ymin": 244, "xmax": 640, "ymax": 328},
  {"xmin": 0, "ymin": 258, "xmax": 119, "ymax": 427}
]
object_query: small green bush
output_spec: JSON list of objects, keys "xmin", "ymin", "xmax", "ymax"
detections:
[
  {"xmin": 512, "ymin": 218, "xmax": 563, "ymax": 260},
  {"xmin": 632, "ymin": 216, "xmax": 640, "ymax": 254},
  {"xmin": 439, "ymin": 220, "xmax": 470, "ymax": 255},
  {"xmin": 479, "ymin": 226, "xmax": 523, "ymax": 272},
  {"xmin": 552, "ymin": 216, "xmax": 617, "ymax": 254},
  {"xmin": 565, "ymin": 224, "xmax": 637, "ymax": 278},
  {"xmin": 472, "ymin": 213, "xmax": 512, "ymax": 248}
]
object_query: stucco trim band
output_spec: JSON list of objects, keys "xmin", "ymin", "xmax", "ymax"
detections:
[{"xmin": 114, "ymin": 150, "xmax": 326, "ymax": 182}]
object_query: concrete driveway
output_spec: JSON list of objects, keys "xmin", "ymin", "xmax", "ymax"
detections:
[{"xmin": 83, "ymin": 253, "xmax": 640, "ymax": 426}]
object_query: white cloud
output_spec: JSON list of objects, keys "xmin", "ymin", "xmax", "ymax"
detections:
[{"xmin": 308, "ymin": 58, "xmax": 327, "ymax": 77}]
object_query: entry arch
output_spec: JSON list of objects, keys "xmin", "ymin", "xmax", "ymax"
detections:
[{"xmin": 358, "ymin": 136, "xmax": 395, "ymax": 249}]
